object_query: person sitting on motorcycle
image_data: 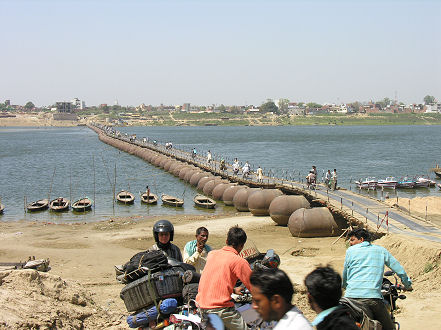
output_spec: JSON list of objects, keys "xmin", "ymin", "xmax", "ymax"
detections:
[
  {"xmin": 196, "ymin": 226, "xmax": 252, "ymax": 330},
  {"xmin": 183, "ymin": 227, "xmax": 212, "ymax": 273},
  {"xmin": 149, "ymin": 219, "xmax": 183, "ymax": 262},
  {"xmin": 342, "ymin": 228, "xmax": 412, "ymax": 330},
  {"xmin": 250, "ymin": 268, "xmax": 312, "ymax": 330},
  {"xmin": 305, "ymin": 266, "xmax": 358, "ymax": 330}
]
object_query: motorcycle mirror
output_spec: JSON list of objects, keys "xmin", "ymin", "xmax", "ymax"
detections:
[
  {"xmin": 384, "ymin": 270, "xmax": 394, "ymax": 276},
  {"xmin": 398, "ymin": 295, "xmax": 406, "ymax": 300},
  {"xmin": 265, "ymin": 249, "xmax": 275, "ymax": 258}
]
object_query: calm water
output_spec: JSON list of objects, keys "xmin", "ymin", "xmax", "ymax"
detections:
[{"xmin": 0, "ymin": 125, "xmax": 440, "ymax": 222}]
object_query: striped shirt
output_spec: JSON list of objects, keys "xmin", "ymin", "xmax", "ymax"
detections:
[
  {"xmin": 196, "ymin": 246, "xmax": 252, "ymax": 309},
  {"xmin": 342, "ymin": 241, "xmax": 412, "ymax": 299}
]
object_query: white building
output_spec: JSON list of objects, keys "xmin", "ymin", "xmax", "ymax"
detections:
[
  {"xmin": 425, "ymin": 103, "xmax": 441, "ymax": 113},
  {"xmin": 71, "ymin": 98, "xmax": 86, "ymax": 110}
]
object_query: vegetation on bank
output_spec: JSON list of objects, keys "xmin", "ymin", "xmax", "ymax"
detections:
[{"xmin": 99, "ymin": 112, "xmax": 441, "ymax": 127}]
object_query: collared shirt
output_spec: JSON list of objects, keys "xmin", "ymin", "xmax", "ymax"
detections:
[
  {"xmin": 196, "ymin": 246, "xmax": 252, "ymax": 309},
  {"xmin": 342, "ymin": 241, "xmax": 411, "ymax": 299},
  {"xmin": 311, "ymin": 306, "xmax": 338, "ymax": 326},
  {"xmin": 274, "ymin": 306, "xmax": 312, "ymax": 330},
  {"xmin": 183, "ymin": 240, "xmax": 212, "ymax": 273}
]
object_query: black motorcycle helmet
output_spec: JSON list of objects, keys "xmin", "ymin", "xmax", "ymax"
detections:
[{"xmin": 153, "ymin": 219, "xmax": 174, "ymax": 243}]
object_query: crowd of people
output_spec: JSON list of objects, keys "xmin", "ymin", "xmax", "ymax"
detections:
[{"xmin": 127, "ymin": 220, "xmax": 412, "ymax": 330}]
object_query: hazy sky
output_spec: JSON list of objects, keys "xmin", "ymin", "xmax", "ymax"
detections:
[{"xmin": 1, "ymin": 0, "xmax": 440, "ymax": 107}]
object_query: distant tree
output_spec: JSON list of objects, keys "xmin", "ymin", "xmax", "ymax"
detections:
[
  {"xmin": 278, "ymin": 98, "xmax": 289, "ymax": 114},
  {"xmin": 229, "ymin": 106, "xmax": 242, "ymax": 114},
  {"xmin": 24, "ymin": 101, "xmax": 35, "ymax": 109},
  {"xmin": 349, "ymin": 102, "xmax": 361, "ymax": 113},
  {"xmin": 306, "ymin": 102, "xmax": 322, "ymax": 109},
  {"xmin": 260, "ymin": 99, "xmax": 279, "ymax": 114},
  {"xmin": 217, "ymin": 104, "xmax": 226, "ymax": 112},
  {"xmin": 424, "ymin": 95, "xmax": 436, "ymax": 104}
]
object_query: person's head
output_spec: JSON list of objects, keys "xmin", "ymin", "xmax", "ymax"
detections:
[
  {"xmin": 304, "ymin": 266, "xmax": 342, "ymax": 313},
  {"xmin": 312, "ymin": 166, "xmax": 316, "ymax": 169},
  {"xmin": 327, "ymin": 170, "xmax": 331, "ymax": 173},
  {"xmin": 333, "ymin": 169, "xmax": 337, "ymax": 172},
  {"xmin": 153, "ymin": 219, "xmax": 174, "ymax": 245},
  {"xmin": 348, "ymin": 228, "xmax": 371, "ymax": 245},
  {"xmin": 250, "ymin": 268, "xmax": 294, "ymax": 322},
  {"xmin": 196, "ymin": 227, "xmax": 209, "ymax": 245},
  {"xmin": 226, "ymin": 226, "xmax": 247, "ymax": 252}
]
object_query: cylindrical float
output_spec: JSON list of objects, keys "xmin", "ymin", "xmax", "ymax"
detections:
[
  {"xmin": 222, "ymin": 185, "xmax": 246, "ymax": 206},
  {"xmin": 233, "ymin": 188, "xmax": 260, "ymax": 212},
  {"xmin": 189, "ymin": 172, "xmax": 209, "ymax": 186},
  {"xmin": 288, "ymin": 207, "xmax": 341, "ymax": 237},
  {"xmin": 269, "ymin": 195, "xmax": 311, "ymax": 226},
  {"xmin": 212, "ymin": 183, "xmax": 236, "ymax": 201},
  {"xmin": 248, "ymin": 189, "xmax": 283, "ymax": 216},
  {"xmin": 197, "ymin": 176, "xmax": 215, "ymax": 191}
]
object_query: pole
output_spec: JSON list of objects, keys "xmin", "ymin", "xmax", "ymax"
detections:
[
  {"xmin": 48, "ymin": 166, "xmax": 56, "ymax": 201},
  {"xmin": 93, "ymin": 155, "xmax": 96, "ymax": 214}
]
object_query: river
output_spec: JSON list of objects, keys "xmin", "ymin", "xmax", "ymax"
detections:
[{"xmin": 0, "ymin": 125, "xmax": 439, "ymax": 222}]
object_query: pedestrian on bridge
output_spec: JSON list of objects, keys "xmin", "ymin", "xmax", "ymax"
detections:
[{"xmin": 331, "ymin": 169, "xmax": 338, "ymax": 190}]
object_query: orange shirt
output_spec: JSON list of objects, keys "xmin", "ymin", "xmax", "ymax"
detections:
[{"xmin": 196, "ymin": 246, "xmax": 252, "ymax": 309}]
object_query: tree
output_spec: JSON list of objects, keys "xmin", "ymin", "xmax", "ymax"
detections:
[
  {"xmin": 217, "ymin": 104, "xmax": 226, "ymax": 112},
  {"xmin": 25, "ymin": 101, "xmax": 35, "ymax": 109},
  {"xmin": 306, "ymin": 102, "xmax": 322, "ymax": 109},
  {"xmin": 278, "ymin": 98, "xmax": 289, "ymax": 114},
  {"xmin": 260, "ymin": 99, "xmax": 279, "ymax": 114},
  {"xmin": 424, "ymin": 95, "xmax": 436, "ymax": 105}
]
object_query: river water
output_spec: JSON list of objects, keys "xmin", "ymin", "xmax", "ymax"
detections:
[{"xmin": 0, "ymin": 125, "xmax": 440, "ymax": 222}]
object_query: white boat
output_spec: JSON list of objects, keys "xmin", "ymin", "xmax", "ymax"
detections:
[
  {"xmin": 355, "ymin": 177, "xmax": 378, "ymax": 189},
  {"xmin": 397, "ymin": 177, "xmax": 415, "ymax": 189},
  {"xmin": 377, "ymin": 177, "xmax": 398, "ymax": 189},
  {"xmin": 414, "ymin": 176, "xmax": 430, "ymax": 188}
]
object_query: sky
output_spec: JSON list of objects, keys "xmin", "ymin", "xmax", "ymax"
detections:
[{"xmin": 1, "ymin": 0, "xmax": 440, "ymax": 107}]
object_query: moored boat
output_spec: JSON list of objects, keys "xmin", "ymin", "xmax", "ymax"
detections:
[
  {"xmin": 414, "ymin": 176, "xmax": 430, "ymax": 188},
  {"xmin": 27, "ymin": 199, "xmax": 49, "ymax": 212},
  {"xmin": 161, "ymin": 194, "xmax": 184, "ymax": 207},
  {"xmin": 397, "ymin": 177, "xmax": 415, "ymax": 189},
  {"xmin": 116, "ymin": 190, "xmax": 135, "ymax": 204},
  {"xmin": 72, "ymin": 197, "xmax": 93, "ymax": 212},
  {"xmin": 377, "ymin": 177, "xmax": 398, "ymax": 189},
  {"xmin": 140, "ymin": 192, "xmax": 158, "ymax": 204},
  {"xmin": 193, "ymin": 194, "xmax": 216, "ymax": 209},
  {"xmin": 355, "ymin": 177, "xmax": 378, "ymax": 189},
  {"xmin": 434, "ymin": 170, "xmax": 441, "ymax": 178},
  {"xmin": 49, "ymin": 197, "xmax": 70, "ymax": 212}
]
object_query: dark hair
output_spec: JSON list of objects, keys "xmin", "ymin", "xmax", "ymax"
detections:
[
  {"xmin": 304, "ymin": 266, "xmax": 342, "ymax": 310},
  {"xmin": 196, "ymin": 227, "xmax": 208, "ymax": 235},
  {"xmin": 348, "ymin": 228, "xmax": 371, "ymax": 242},
  {"xmin": 226, "ymin": 226, "xmax": 247, "ymax": 248},
  {"xmin": 250, "ymin": 268, "xmax": 294, "ymax": 303}
]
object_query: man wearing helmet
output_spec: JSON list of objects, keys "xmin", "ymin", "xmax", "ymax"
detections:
[{"xmin": 150, "ymin": 219, "xmax": 183, "ymax": 262}]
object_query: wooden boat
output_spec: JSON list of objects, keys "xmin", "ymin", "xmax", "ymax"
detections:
[
  {"xmin": 72, "ymin": 197, "xmax": 93, "ymax": 212},
  {"xmin": 116, "ymin": 190, "xmax": 135, "ymax": 204},
  {"xmin": 161, "ymin": 194, "xmax": 184, "ymax": 207},
  {"xmin": 27, "ymin": 199, "xmax": 49, "ymax": 212},
  {"xmin": 434, "ymin": 170, "xmax": 441, "ymax": 178},
  {"xmin": 193, "ymin": 194, "xmax": 216, "ymax": 209},
  {"xmin": 140, "ymin": 192, "xmax": 158, "ymax": 204},
  {"xmin": 49, "ymin": 197, "xmax": 70, "ymax": 212}
]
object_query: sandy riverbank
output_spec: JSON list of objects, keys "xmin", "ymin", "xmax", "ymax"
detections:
[
  {"xmin": 1, "ymin": 208, "xmax": 441, "ymax": 329},
  {"xmin": 385, "ymin": 196, "xmax": 441, "ymax": 226}
]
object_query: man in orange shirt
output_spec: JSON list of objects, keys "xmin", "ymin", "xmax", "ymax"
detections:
[{"xmin": 196, "ymin": 226, "xmax": 252, "ymax": 330}]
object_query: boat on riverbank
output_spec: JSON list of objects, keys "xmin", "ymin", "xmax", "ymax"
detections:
[
  {"xmin": 49, "ymin": 197, "xmax": 70, "ymax": 212},
  {"xmin": 72, "ymin": 197, "xmax": 93, "ymax": 212},
  {"xmin": 27, "ymin": 199, "xmax": 49, "ymax": 212},
  {"xmin": 161, "ymin": 194, "xmax": 184, "ymax": 207},
  {"xmin": 377, "ymin": 177, "xmax": 398, "ymax": 189},
  {"xmin": 414, "ymin": 176, "xmax": 431, "ymax": 188},
  {"xmin": 116, "ymin": 190, "xmax": 135, "ymax": 204},
  {"xmin": 355, "ymin": 177, "xmax": 378, "ymax": 189},
  {"xmin": 193, "ymin": 194, "xmax": 216, "ymax": 209},
  {"xmin": 140, "ymin": 192, "xmax": 158, "ymax": 204},
  {"xmin": 397, "ymin": 177, "xmax": 415, "ymax": 189}
]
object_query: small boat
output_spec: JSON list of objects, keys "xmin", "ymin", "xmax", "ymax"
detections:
[
  {"xmin": 27, "ymin": 199, "xmax": 49, "ymax": 212},
  {"xmin": 161, "ymin": 194, "xmax": 184, "ymax": 207},
  {"xmin": 116, "ymin": 190, "xmax": 135, "ymax": 204},
  {"xmin": 377, "ymin": 177, "xmax": 398, "ymax": 189},
  {"xmin": 140, "ymin": 192, "xmax": 158, "ymax": 204},
  {"xmin": 437, "ymin": 183, "xmax": 441, "ymax": 191},
  {"xmin": 355, "ymin": 177, "xmax": 377, "ymax": 190},
  {"xmin": 434, "ymin": 170, "xmax": 441, "ymax": 178},
  {"xmin": 414, "ymin": 176, "xmax": 430, "ymax": 188},
  {"xmin": 0, "ymin": 204, "xmax": 4, "ymax": 214},
  {"xmin": 72, "ymin": 197, "xmax": 93, "ymax": 212},
  {"xmin": 194, "ymin": 194, "xmax": 216, "ymax": 209},
  {"xmin": 397, "ymin": 177, "xmax": 415, "ymax": 189},
  {"xmin": 49, "ymin": 197, "xmax": 70, "ymax": 212}
]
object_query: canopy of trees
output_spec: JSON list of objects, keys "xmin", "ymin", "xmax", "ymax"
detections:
[
  {"xmin": 260, "ymin": 100, "xmax": 279, "ymax": 114},
  {"xmin": 424, "ymin": 95, "xmax": 436, "ymax": 104},
  {"xmin": 24, "ymin": 101, "xmax": 35, "ymax": 109}
]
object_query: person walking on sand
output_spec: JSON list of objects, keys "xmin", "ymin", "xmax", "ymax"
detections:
[
  {"xmin": 342, "ymin": 228, "xmax": 412, "ymax": 330},
  {"xmin": 331, "ymin": 169, "xmax": 337, "ymax": 190},
  {"xmin": 257, "ymin": 166, "xmax": 263, "ymax": 182}
]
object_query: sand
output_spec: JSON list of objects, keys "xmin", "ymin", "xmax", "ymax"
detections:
[
  {"xmin": 385, "ymin": 196, "xmax": 441, "ymax": 226},
  {"xmin": 1, "ymin": 207, "xmax": 441, "ymax": 329}
]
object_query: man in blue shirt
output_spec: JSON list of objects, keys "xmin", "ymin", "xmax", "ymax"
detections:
[{"xmin": 342, "ymin": 229, "xmax": 412, "ymax": 330}]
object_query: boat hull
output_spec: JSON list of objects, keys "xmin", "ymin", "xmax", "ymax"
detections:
[
  {"xmin": 140, "ymin": 193, "xmax": 158, "ymax": 204},
  {"xmin": 49, "ymin": 198, "xmax": 70, "ymax": 212},
  {"xmin": 162, "ymin": 194, "xmax": 184, "ymax": 207},
  {"xmin": 72, "ymin": 198, "xmax": 93, "ymax": 212},
  {"xmin": 194, "ymin": 195, "xmax": 216, "ymax": 209},
  {"xmin": 27, "ymin": 199, "xmax": 49, "ymax": 212},
  {"xmin": 116, "ymin": 191, "xmax": 135, "ymax": 204}
]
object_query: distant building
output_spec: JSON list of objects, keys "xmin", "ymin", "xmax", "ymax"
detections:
[
  {"xmin": 56, "ymin": 102, "xmax": 75, "ymax": 113},
  {"xmin": 425, "ymin": 103, "xmax": 441, "ymax": 113},
  {"xmin": 182, "ymin": 103, "xmax": 190, "ymax": 112},
  {"xmin": 4, "ymin": 100, "xmax": 10, "ymax": 106},
  {"xmin": 71, "ymin": 98, "xmax": 85, "ymax": 110}
]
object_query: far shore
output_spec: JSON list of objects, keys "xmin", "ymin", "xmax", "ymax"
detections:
[{"xmin": 2, "ymin": 112, "xmax": 441, "ymax": 127}]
